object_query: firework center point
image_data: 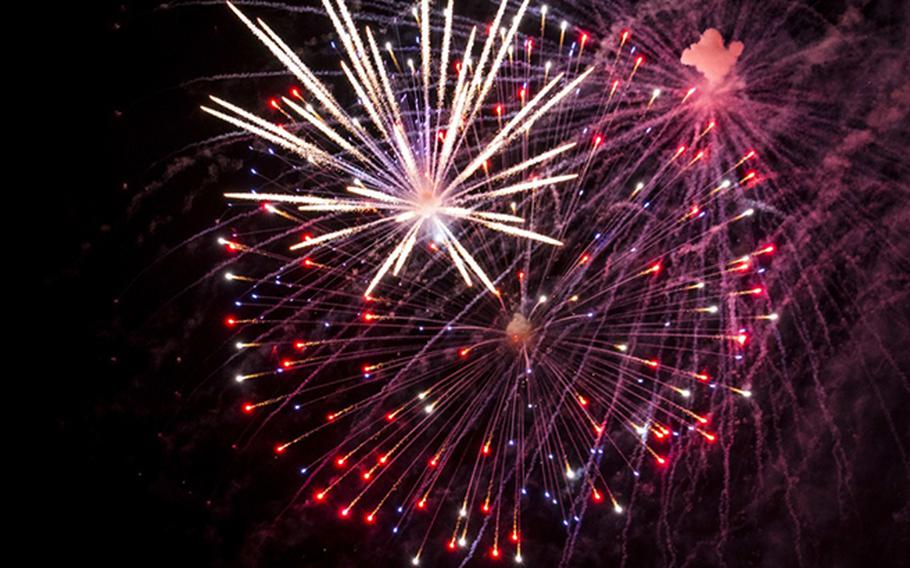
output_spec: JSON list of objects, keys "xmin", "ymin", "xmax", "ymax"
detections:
[
  {"xmin": 416, "ymin": 188, "xmax": 442, "ymax": 218},
  {"xmin": 506, "ymin": 312, "xmax": 534, "ymax": 346}
]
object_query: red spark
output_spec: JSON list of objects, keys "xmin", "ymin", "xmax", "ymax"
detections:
[{"xmin": 732, "ymin": 260, "xmax": 752, "ymax": 272}]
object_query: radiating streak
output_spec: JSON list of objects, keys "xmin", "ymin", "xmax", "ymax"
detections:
[
  {"xmin": 364, "ymin": 26, "xmax": 407, "ymax": 130},
  {"xmin": 345, "ymin": 186, "xmax": 405, "ymax": 203},
  {"xmin": 393, "ymin": 221, "xmax": 423, "ymax": 277},
  {"xmin": 280, "ymin": 96, "xmax": 373, "ymax": 167},
  {"xmin": 224, "ymin": 192, "xmax": 335, "ymax": 205},
  {"xmin": 365, "ymin": 222, "xmax": 420, "ymax": 298},
  {"xmin": 464, "ymin": 174, "xmax": 579, "ymax": 201},
  {"xmin": 434, "ymin": 0, "xmax": 455, "ymax": 174},
  {"xmin": 460, "ymin": 142, "xmax": 578, "ymax": 193},
  {"xmin": 420, "ymin": 0, "xmax": 432, "ymax": 161},
  {"xmin": 435, "ymin": 27, "xmax": 478, "ymax": 179},
  {"xmin": 200, "ymin": 104, "xmax": 321, "ymax": 164},
  {"xmin": 440, "ymin": 208, "xmax": 524, "ymax": 223},
  {"xmin": 435, "ymin": 219, "xmax": 474, "ymax": 287},
  {"xmin": 438, "ymin": 222, "xmax": 498, "ymax": 292},
  {"xmin": 471, "ymin": 220, "xmax": 564, "ymax": 246},
  {"xmin": 289, "ymin": 217, "xmax": 397, "ymax": 250}
]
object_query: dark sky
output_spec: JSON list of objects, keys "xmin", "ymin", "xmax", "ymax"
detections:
[{"xmin": 45, "ymin": 0, "xmax": 909, "ymax": 566}]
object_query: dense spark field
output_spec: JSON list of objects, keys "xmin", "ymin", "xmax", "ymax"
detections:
[
  {"xmin": 64, "ymin": 0, "xmax": 910, "ymax": 565},
  {"xmin": 204, "ymin": 0, "xmax": 786, "ymax": 563}
]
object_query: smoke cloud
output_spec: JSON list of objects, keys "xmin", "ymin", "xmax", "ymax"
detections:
[{"xmin": 681, "ymin": 28, "xmax": 744, "ymax": 84}]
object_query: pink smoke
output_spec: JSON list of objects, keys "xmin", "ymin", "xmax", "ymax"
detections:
[{"xmin": 680, "ymin": 28, "xmax": 744, "ymax": 85}]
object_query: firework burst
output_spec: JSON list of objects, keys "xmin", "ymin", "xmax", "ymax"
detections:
[
  {"xmin": 205, "ymin": 0, "xmax": 593, "ymax": 297},
  {"xmin": 208, "ymin": 0, "xmax": 780, "ymax": 564}
]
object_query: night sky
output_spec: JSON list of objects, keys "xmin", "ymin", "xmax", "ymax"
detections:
[{"xmin": 47, "ymin": 0, "xmax": 909, "ymax": 566}]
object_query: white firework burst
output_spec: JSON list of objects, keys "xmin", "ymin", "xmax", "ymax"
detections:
[{"xmin": 203, "ymin": 0, "xmax": 592, "ymax": 297}]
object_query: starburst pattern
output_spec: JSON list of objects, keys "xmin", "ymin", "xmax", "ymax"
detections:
[{"xmin": 204, "ymin": 0, "xmax": 592, "ymax": 297}]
